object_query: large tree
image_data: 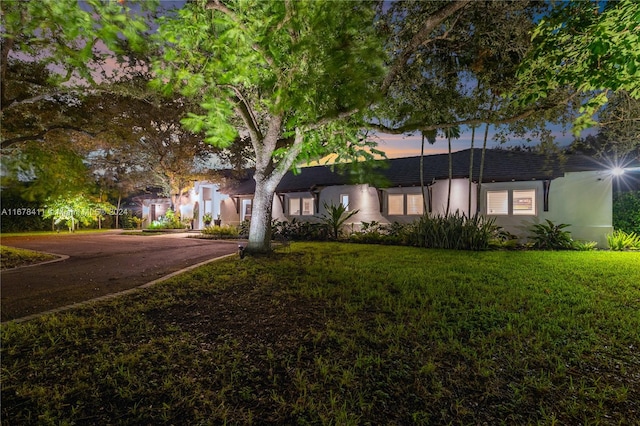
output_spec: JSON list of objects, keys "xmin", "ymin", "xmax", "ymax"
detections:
[{"xmin": 152, "ymin": 0, "xmax": 391, "ymax": 252}]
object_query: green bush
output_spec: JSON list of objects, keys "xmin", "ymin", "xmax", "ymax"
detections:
[
  {"xmin": 613, "ymin": 190, "xmax": 640, "ymax": 234},
  {"xmin": 201, "ymin": 225, "xmax": 239, "ymax": 239},
  {"xmin": 409, "ymin": 211, "xmax": 498, "ymax": 251},
  {"xmin": 348, "ymin": 221, "xmax": 411, "ymax": 245},
  {"xmin": 572, "ymin": 240, "xmax": 598, "ymax": 251},
  {"xmin": 529, "ymin": 220, "xmax": 574, "ymax": 250},
  {"xmin": 607, "ymin": 230, "xmax": 640, "ymax": 251},
  {"xmin": 147, "ymin": 210, "xmax": 185, "ymax": 229},
  {"xmin": 271, "ymin": 218, "xmax": 327, "ymax": 241},
  {"xmin": 317, "ymin": 202, "xmax": 359, "ymax": 240}
]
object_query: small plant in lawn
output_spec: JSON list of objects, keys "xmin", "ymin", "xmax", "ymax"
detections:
[
  {"xmin": 607, "ymin": 230, "xmax": 640, "ymax": 250},
  {"xmin": 529, "ymin": 220, "xmax": 574, "ymax": 250},
  {"xmin": 572, "ymin": 240, "xmax": 598, "ymax": 251}
]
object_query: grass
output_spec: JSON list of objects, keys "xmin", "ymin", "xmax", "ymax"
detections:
[
  {"xmin": 0, "ymin": 245, "xmax": 57, "ymax": 270},
  {"xmin": 0, "ymin": 229, "xmax": 114, "ymax": 238},
  {"xmin": 1, "ymin": 243, "xmax": 639, "ymax": 424}
]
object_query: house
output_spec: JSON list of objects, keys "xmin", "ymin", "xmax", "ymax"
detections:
[
  {"xmin": 219, "ymin": 148, "xmax": 629, "ymax": 247},
  {"xmin": 130, "ymin": 183, "xmax": 228, "ymax": 229}
]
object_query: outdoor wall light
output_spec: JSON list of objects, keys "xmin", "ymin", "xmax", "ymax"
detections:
[{"xmin": 612, "ymin": 167, "xmax": 625, "ymax": 176}]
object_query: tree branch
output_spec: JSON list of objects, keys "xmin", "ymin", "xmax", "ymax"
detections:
[
  {"xmin": 381, "ymin": 0, "xmax": 472, "ymax": 94},
  {"xmin": 367, "ymin": 93, "xmax": 578, "ymax": 134},
  {"xmin": 1, "ymin": 125, "xmax": 102, "ymax": 148}
]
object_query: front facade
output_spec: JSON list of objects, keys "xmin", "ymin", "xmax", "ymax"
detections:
[{"xmin": 219, "ymin": 149, "xmax": 620, "ymax": 247}]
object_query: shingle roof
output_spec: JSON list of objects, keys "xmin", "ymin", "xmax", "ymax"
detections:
[{"xmin": 223, "ymin": 148, "xmax": 612, "ymax": 195}]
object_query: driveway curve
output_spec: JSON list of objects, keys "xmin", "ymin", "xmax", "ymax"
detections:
[{"xmin": 1, "ymin": 232, "xmax": 239, "ymax": 322}]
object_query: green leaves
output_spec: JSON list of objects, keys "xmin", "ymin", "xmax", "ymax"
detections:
[{"xmin": 517, "ymin": 0, "xmax": 640, "ymax": 132}]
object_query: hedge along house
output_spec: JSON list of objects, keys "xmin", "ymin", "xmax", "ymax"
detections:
[{"xmin": 220, "ymin": 148, "xmax": 624, "ymax": 247}]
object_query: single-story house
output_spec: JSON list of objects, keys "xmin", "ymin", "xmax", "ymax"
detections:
[
  {"xmin": 129, "ymin": 183, "xmax": 228, "ymax": 229},
  {"xmin": 219, "ymin": 148, "xmax": 632, "ymax": 247}
]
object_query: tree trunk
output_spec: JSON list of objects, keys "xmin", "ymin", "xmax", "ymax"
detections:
[
  {"xmin": 446, "ymin": 134, "xmax": 452, "ymax": 216},
  {"xmin": 115, "ymin": 193, "xmax": 122, "ymax": 229},
  {"xmin": 246, "ymin": 175, "xmax": 278, "ymax": 253},
  {"xmin": 420, "ymin": 133, "xmax": 428, "ymax": 215},
  {"xmin": 477, "ymin": 122, "xmax": 490, "ymax": 214},
  {"xmin": 468, "ymin": 125, "xmax": 476, "ymax": 217}
]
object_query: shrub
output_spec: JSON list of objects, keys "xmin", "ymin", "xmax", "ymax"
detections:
[
  {"xmin": 201, "ymin": 225, "xmax": 239, "ymax": 239},
  {"xmin": 409, "ymin": 211, "xmax": 498, "ymax": 251},
  {"xmin": 607, "ymin": 230, "xmax": 640, "ymax": 251},
  {"xmin": 147, "ymin": 210, "xmax": 185, "ymax": 230},
  {"xmin": 572, "ymin": 240, "xmax": 598, "ymax": 251},
  {"xmin": 613, "ymin": 190, "xmax": 640, "ymax": 234},
  {"xmin": 529, "ymin": 220, "xmax": 574, "ymax": 250},
  {"xmin": 317, "ymin": 202, "xmax": 359, "ymax": 240},
  {"xmin": 348, "ymin": 221, "xmax": 411, "ymax": 245},
  {"xmin": 272, "ymin": 218, "xmax": 326, "ymax": 241}
]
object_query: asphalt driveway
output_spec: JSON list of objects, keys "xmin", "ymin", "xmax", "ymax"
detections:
[{"xmin": 1, "ymin": 232, "xmax": 239, "ymax": 322}]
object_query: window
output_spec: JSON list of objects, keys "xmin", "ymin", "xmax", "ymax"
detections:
[
  {"xmin": 242, "ymin": 199, "xmax": 252, "ymax": 221},
  {"xmin": 407, "ymin": 194, "xmax": 424, "ymax": 215},
  {"xmin": 513, "ymin": 189, "xmax": 536, "ymax": 216},
  {"xmin": 302, "ymin": 197, "xmax": 314, "ymax": 215},
  {"xmin": 289, "ymin": 197, "xmax": 300, "ymax": 215},
  {"xmin": 340, "ymin": 194, "xmax": 349, "ymax": 210},
  {"xmin": 486, "ymin": 189, "xmax": 537, "ymax": 216},
  {"xmin": 388, "ymin": 194, "xmax": 404, "ymax": 215},
  {"xmin": 487, "ymin": 191, "xmax": 508, "ymax": 215}
]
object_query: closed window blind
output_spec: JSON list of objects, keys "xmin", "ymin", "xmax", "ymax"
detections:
[
  {"xmin": 302, "ymin": 198, "xmax": 314, "ymax": 215},
  {"xmin": 289, "ymin": 198, "xmax": 300, "ymax": 215},
  {"xmin": 388, "ymin": 194, "xmax": 404, "ymax": 215},
  {"xmin": 487, "ymin": 191, "xmax": 508, "ymax": 215},
  {"xmin": 407, "ymin": 194, "xmax": 424, "ymax": 215}
]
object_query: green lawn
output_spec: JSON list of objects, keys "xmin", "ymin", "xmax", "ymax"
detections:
[
  {"xmin": 2, "ymin": 243, "xmax": 639, "ymax": 424},
  {"xmin": 0, "ymin": 245, "xmax": 57, "ymax": 270},
  {"xmin": 0, "ymin": 229, "xmax": 115, "ymax": 238}
]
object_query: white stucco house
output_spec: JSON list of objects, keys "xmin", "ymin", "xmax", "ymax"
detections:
[
  {"xmin": 137, "ymin": 181, "xmax": 228, "ymax": 229},
  {"xmin": 219, "ymin": 149, "xmax": 628, "ymax": 247}
]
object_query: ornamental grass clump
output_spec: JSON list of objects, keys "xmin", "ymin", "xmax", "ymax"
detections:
[
  {"xmin": 607, "ymin": 230, "xmax": 640, "ymax": 250},
  {"xmin": 410, "ymin": 211, "xmax": 497, "ymax": 250}
]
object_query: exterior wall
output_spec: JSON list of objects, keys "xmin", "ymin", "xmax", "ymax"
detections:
[
  {"xmin": 280, "ymin": 185, "xmax": 385, "ymax": 230},
  {"xmin": 141, "ymin": 201, "xmax": 171, "ymax": 226},
  {"xmin": 193, "ymin": 182, "xmax": 228, "ymax": 229},
  {"xmin": 545, "ymin": 171, "xmax": 612, "ymax": 247},
  {"xmin": 431, "ymin": 179, "xmax": 477, "ymax": 216},
  {"xmin": 481, "ymin": 171, "xmax": 613, "ymax": 247}
]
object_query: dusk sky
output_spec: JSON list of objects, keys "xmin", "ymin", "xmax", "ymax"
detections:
[{"xmin": 373, "ymin": 125, "xmax": 583, "ymax": 158}]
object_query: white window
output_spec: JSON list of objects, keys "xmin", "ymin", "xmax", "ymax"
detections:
[
  {"xmin": 340, "ymin": 194, "xmax": 349, "ymax": 210},
  {"xmin": 388, "ymin": 194, "xmax": 404, "ymax": 215},
  {"xmin": 487, "ymin": 191, "xmax": 508, "ymax": 215},
  {"xmin": 242, "ymin": 199, "xmax": 252, "ymax": 221},
  {"xmin": 407, "ymin": 194, "xmax": 424, "ymax": 215},
  {"xmin": 513, "ymin": 189, "xmax": 536, "ymax": 216},
  {"xmin": 302, "ymin": 197, "xmax": 314, "ymax": 215},
  {"xmin": 289, "ymin": 197, "xmax": 300, "ymax": 215}
]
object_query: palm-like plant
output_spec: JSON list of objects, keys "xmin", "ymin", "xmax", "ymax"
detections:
[{"xmin": 319, "ymin": 202, "xmax": 359, "ymax": 240}]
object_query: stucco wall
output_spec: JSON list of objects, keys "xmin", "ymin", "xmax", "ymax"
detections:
[{"xmin": 482, "ymin": 171, "xmax": 613, "ymax": 247}]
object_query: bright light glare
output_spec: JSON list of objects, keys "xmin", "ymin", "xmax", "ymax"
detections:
[{"xmin": 612, "ymin": 167, "xmax": 625, "ymax": 176}]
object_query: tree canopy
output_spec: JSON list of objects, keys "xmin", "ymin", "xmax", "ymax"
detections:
[
  {"xmin": 517, "ymin": 0, "xmax": 640, "ymax": 134},
  {"xmin": 152, "ymin": 0, "xmax": 389, "ymax": 251}
]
